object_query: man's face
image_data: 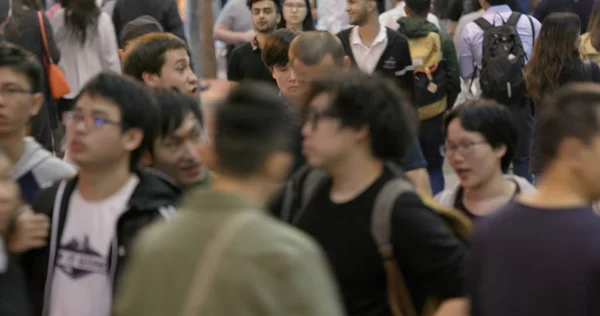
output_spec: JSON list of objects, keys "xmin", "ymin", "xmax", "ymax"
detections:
[
  {"xmin": 66, "ymin": 94, "xmax": 142, "ymax": 170},
  {"xmin": 152, "ymin": 113, "xmax": 208, "ymax": 189},
  {"xmin": 290, "ymin": 55, "xmax": 339, "ymax": 93},
  {"xmin": 146, "ymin": 48, "xmax": 199, "ymax": 96},
  {"xmin": 347, "ymin": 0, "xmax": 370, "ymax": 25},
  {"xmin": 0, "ymin": 68, "xmax": 42, "ymax": 136},
  {"xmin": 251, "ymin": 0, "xmax": 280, "ymax": 33},
  {"xmin": 301, "ymin": 92, "xmax": 362, "ymax": 170},
  {"xmin": 272, "ymin": 63, "xmax": 300, "ymax": 99}
]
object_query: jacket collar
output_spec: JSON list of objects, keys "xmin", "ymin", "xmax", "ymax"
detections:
[{"xmin": 181, "ymin": 188, "xmax": 263, "ymax": 213}]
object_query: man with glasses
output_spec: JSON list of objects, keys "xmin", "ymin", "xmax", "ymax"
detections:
[
  {"xmin": 20, "ymin": 73, "xmax": 182, "ymax": 316},
  {"xmin": 142, "ymin": 90, "xmax": 210, "ymax": 191}
]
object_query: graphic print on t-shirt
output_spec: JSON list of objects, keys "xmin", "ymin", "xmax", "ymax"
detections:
[{"xmin": 56, "ymin": 235, "xmax": 107, "ymax": 279}]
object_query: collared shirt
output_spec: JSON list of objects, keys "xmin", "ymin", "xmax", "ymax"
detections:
[
  {"xmin": 316, "ymin": 0, "xmax": 351, "ymax": 34},
  {"xmin": 350, "ymin": 25, "xmax": 388, "ymax": 74},
  {"xmin": 458, "ymin": 5, "xmax": 541, "ymax": 79},
  {"xmin": 379, "ymin": 2, "xmax": 441, "ymax": 31}
]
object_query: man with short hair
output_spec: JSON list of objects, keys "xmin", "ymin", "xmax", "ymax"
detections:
[
  {"xmin": 21, "ymin": 73, "xmax": 182, "ymax": 316},
  {"xmin": 337, "ymin": 0, "xmax": 414, "ymax": 98},
  {"xmin": 379, "ymin": 0, "xmax": 440, "ymax": 30},
  {"xmin": 289, "ymin": 31, "xmax": 431, "ymax": 193},
  {"xmin": 123, "ymin": 33, "xmax": 199, "ymax": 96},
  {"xmin": 261, "ymin": 29, "xmax": 300, "ymax": 105},
  {"xmin": 227, "ymin": 0, "xmax": 280, "ymax": 84},
  {"xmin": 271, "ymin": 71, "xmax": 468, "ymax": 316},
  {"xmin": 459, "ymin": 0, "xmax": 541, "ymax": 182},
  {"xmin": 147, "ymin": 90, "xmax": 210, "ymax": 190},
  {"xmin": 470, "ymin": 83, "xmax": 600, "ymax": 315},
  {"xmin": 114, "ymin": 82, "xmax": 344, "ymax": 316}
]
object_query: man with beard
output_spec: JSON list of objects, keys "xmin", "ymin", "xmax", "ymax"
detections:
[{"xmin": 227, "ymin": 0, "xmax": 281, "ymax": 84}]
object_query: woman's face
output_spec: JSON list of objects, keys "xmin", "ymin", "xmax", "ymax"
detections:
[
  {"xmin": 282, "ymin": 0, "xmax": 308, "ymax": 27},
  {"xmin": 445, "ymin": 118, "xmax": 506, "ymax": 189}
]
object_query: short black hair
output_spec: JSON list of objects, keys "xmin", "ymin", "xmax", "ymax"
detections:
[
  {"xmin": 78, "ymin": 73, "xmax": 160, "ymax": 170},
  {"xmin": 122, "ymin": 33, "xmax": 190, "ymax": 82},
  {"xmin": 247, "ymin": 0, "xmax": 281, "ymax": 12},
  {"xmin": 120, "ymin": 15, "xmax": 164, "ymax": 47},
  {"xmin": 444, "ymin": 100, "xmax": 518, "ymax": 172},
  {"xmin": 405, "ymin": 0, "xmax": 431, "ymax": 16},
  {"xmin": 537, "ymin": 83, "xmax": 600, "ymax": 171},
  {"xmin": 262, "ymin": 28, "xmax": 298, "ymax": 69},
  {"xmin": 0, "ymin": 43, "xmax": 43, "ymax": 93},
  {"xmin": 305, "ymin": 71, "xmax": 418, "ymax": 161},
  {"xmin": 154, "ymin": 89, "xmax": 203, "ymax": 138},
  {"xmin": 215, "ymin": 82, "xmax": 294, "ymax": 177},
  {"xmin": 487, "ymin": 0, "xmax": 508, "ymax": 6}
]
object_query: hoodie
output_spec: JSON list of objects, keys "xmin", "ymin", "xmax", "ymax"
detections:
[
  {"xmin": 397, "ymin": 17, "xmax": 461, "ymax": 107},
  {"xmin": 13, "ymin": 137, "xmax": 77, "ymax": 204},
  {"xmin": 21, "ymin": 168, "xmax": 182, "ymax": 316}
]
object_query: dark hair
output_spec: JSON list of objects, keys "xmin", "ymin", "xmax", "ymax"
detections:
[
  {"xmin": 59, "ymin": 0, "xmax": 100, "ymax": 45},
  {"xmin": 247, "ymin": 0, "xmax": 281, "ymax": 13},
  {"xmin": 0, "ymin": 43, "xmax": 43, "ymax": 93},
  {"xmin": 405, "ymin": 0, "xmax": 431, "ymax": 16},
  {"xmin": 215, "ymin": 82, "xmax": 294, "ymax": 177},
  {"xmin": 154, "ymin": 89, "xmax": 203, "ymax": 138},
  {"xmin": 262, "ymin": 28, "xmax": 298, "ymax": 69},
  {"xmin": 305, "ymin": 71, "xmax": 418, "ymax": 161},
  {"xmin": 588, "ymin": 0, "xmax": 600, "ymax": 51},
  {"xmin": 277, "ymin": 0, "xmax": 316, "ymax": 31},
  {"xmin": 537, "ymin": 83, "xmax": 600, "ymax": 171},
  {"xmin": 525, "ymin": 13, "xmax": 581, "ymax": 102},
  {"xmin": 487, "ymin": 0, "xmax": 508, "ymax": 5},
  {"xmin": 122, "ymin": 33, "xmax": 189, "ymax": 81},
  {"xmin": 289, "ymin": 31, "xmax": 346, "ymax": 67},
  {"xmin": 78, "ymin": 73, "xmax": 160, "ymax": 170},
  {"xmin": 12, "ymin": 0, "xmax": 43, "ymax": 13},
  {"xmin": 444, "ymin": 100, "xmax": 518, "ymax": 172},
  {"xmin": 120, "ymin": 15, "xmax": 164, "ymax": 47}
]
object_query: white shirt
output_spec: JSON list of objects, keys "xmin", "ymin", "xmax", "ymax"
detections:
[
  {"xmin": 350, "ymin": 25, "xmax": 388, "ymax": 74},
  {"xmin": 49, "ymin": 175, "xmax": 139, "ymax": 316},
  {"xmin": 379, "ymin": 1, "xmax": 440, "ymax": 31},
  {"xmin": 316, "ymin": 0, "xmax": 351, "ymax": 34}
]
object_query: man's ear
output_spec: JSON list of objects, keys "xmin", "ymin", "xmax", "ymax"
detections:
[
  {"xmin": 141, "ymin": 72, "xmax": 161, "ymax": 87},
  {"xmin": 343, "ymin": 56, "xmax": 351, "ymax": 70},
  {"xmin": 276, "ymin": 12, "xmax": 282, "ymax": 24},
  {"xmin": 30, "ymin": 93, "xmax": 43, "ymax": 116},
  {"xmin": 139, "ymin": 150, "xmax": 153, "ymax": 168},
  {"xmin": 121, "ymin": 128, "xmax": 144, "ymax": 153}
]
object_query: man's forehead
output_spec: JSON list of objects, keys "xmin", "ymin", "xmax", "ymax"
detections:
[
  {"xmin": 252, "ymin": 0, "xmax": 276, "ymax": 9},
  {"xmin": 0, "ymin": 68, "xmax": 30, "ymax": 87},
  {"xmin": 75, "ymin": 94, "xmax": 120, "ymax": 115},
  {"xmin": 291, "ymin": 54, "xmax": 337, "ymax": 71}
]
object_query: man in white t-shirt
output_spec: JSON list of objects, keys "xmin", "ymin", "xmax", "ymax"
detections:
[{"xmin": 20, "ymin": 73, "xmax": 182, "ymax": 316}]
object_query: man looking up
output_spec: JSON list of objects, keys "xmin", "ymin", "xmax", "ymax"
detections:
[
  {"xmin": 227, "ymin": 0, "xmax": 280, "ymax": 84},
  {"xmin": 289, "ymin": 31, "xmax": 431, "ymax": 193}
]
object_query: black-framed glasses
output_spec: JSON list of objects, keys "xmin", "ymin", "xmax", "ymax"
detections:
[
  {"xmin": 0, "ymin": 87, "xmax": 32, "ymax": 99},
  {"xmin": 440, "ymin": 140, "xmax": 488, "ymax": 157},
  {"xmin": 63, "ymin": 111, "xmax": 121, "ymax": 130},
  {"xmin": 305, "ymin": 109, "xmax": 338, "ymax": 130}
]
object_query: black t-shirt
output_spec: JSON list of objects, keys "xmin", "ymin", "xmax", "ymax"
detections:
[
  {"xmin": 471, "ymin": 201, "xmax": 600, "ymax": 315},
  {"xmin": 295, "ymin": 169, "xmax": 468, "ymax": 315},
  {"xmin": 226, "ymin": 40, "xmax": 276, "ymax": 85}
]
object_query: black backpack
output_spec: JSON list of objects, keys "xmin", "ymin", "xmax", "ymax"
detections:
[{"xmin": 474, "ymin": 12, "xmax": 535, "ymax": 106}]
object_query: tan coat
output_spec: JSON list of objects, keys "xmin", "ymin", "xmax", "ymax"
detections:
[{"xmin": 580, "ymin": 32, "xmax": 600, "ymax": 66}]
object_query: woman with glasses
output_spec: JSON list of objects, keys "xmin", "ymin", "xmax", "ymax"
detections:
[
  {"xmin": 278, "ymin": 0, "xmax": 315, "ymax": 33},
  {"xmin": 435, "ymin": 100, "xmax": 535, "ymax": 219}
]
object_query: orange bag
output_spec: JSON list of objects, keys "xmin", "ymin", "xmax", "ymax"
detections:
[{"xmin": 37, "ymin": 11, "xmax": 70, "ymax": 99}]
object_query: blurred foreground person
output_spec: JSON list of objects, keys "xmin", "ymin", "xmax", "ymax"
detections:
[
  {"xmin": 470, "ymin": 84, "xmax": 600, "ymax": 315},
  {"xmin": 114, "ymin": 82, "xmax": 343, "ymax": 316}
]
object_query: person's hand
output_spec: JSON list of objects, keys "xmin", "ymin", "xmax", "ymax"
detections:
[
  {"xmin": 8, "ymin": 206, "xmax": 50, "ymax": 253},
  {"xmin": 0, "ymin": 180, "xmax": 20, "ymax": 236},
  {"xmin": 241, "ymin": 29, "xmax": 256, "ymax": 43}
]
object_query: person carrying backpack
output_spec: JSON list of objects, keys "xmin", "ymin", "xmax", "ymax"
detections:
[
  {"xmin": 458, "ymin": 0, "xmax": 541, "ymax": 183},
  {"xmin": 397, "ymin": 0, "xmax": 460, "ymax": 195},
  {"xmin": 270, "ymin": 71, "xmax": 469, "ymax": 316}
]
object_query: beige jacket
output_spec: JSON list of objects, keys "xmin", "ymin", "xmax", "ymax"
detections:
[
  {"xmin": 114, "ymin": 189, "xmax": 344, "ymax": 316},
  {"xmin": 580, "ymin": 32, "xmax": 600, "ymax": 66}
]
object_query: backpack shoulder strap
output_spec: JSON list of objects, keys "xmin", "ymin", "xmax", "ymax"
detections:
[
  {"xmin": 371, "ymin": 176, "xmax": 417, "ymax": 316},
  {"xmin": 583, "ymin": 60, "xmax": 594, "ymax": 82},
  {"xmin": 474, "ymin": 17, "xmax": 493, "ymax": 31},
  {"xmin": 289, "ymin": 168, "xmax": 328, "ymax": 224},
  {"xmin": 506, "ymin": 12, "xmax": 522, "ymax": 27}
]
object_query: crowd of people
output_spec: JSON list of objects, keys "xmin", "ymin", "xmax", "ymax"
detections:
[{"xmin": 1, "ymin": 0, "xmax": 600, "ymax": 315}]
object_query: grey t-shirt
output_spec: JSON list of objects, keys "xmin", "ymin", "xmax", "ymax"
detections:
[{"xmin": 215, "ymin": 0, "xmax": 252, "ymax": 32}]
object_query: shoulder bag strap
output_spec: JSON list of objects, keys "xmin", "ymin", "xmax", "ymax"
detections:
[
  {"xmin": 372, "ymin": 178, "xmax": 417, "ymax": 316},
  {"xmin": 505, "ymin": 12, "xmax": 521, "ymax": 27},
  {"xmin": 37, "ymin": 11, "xmax": 53, "ymax": 64},
  {"xmin": 180, "ymin": 211, "xmax": 258, "ymax": 316},
  {"xmin": 291, "ymin": 168, "xmax": 328, "ymax": 225},
  {"xmin": 473, "ymin": 16, "xmax": 493, "ymax": 31}
]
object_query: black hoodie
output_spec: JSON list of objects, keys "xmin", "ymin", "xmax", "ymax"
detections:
[{"xmin": 20, "ymin": 168, "xmax": 182, "ymax": 316}]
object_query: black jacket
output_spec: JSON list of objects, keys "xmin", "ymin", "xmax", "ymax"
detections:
[
  {"xmin": 337, "ymin": 27, "xmax": 415, "ymax": 100},
  {"xmin": 112, "ymin": 0, "xmax": 187, "ymax": 47},
  {"xmin": 20, "ymin": 169, "xmax": 182, "ymax": 316}
]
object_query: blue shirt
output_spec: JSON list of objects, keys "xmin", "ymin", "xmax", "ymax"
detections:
[{"xmin": 458, "ymin": 5, "xmax": 542, "ymax": 79}]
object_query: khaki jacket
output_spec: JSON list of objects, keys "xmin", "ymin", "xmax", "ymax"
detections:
[{"xmin": 114, "ymin": 189, "xmax": 344, "ymax": 316}]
